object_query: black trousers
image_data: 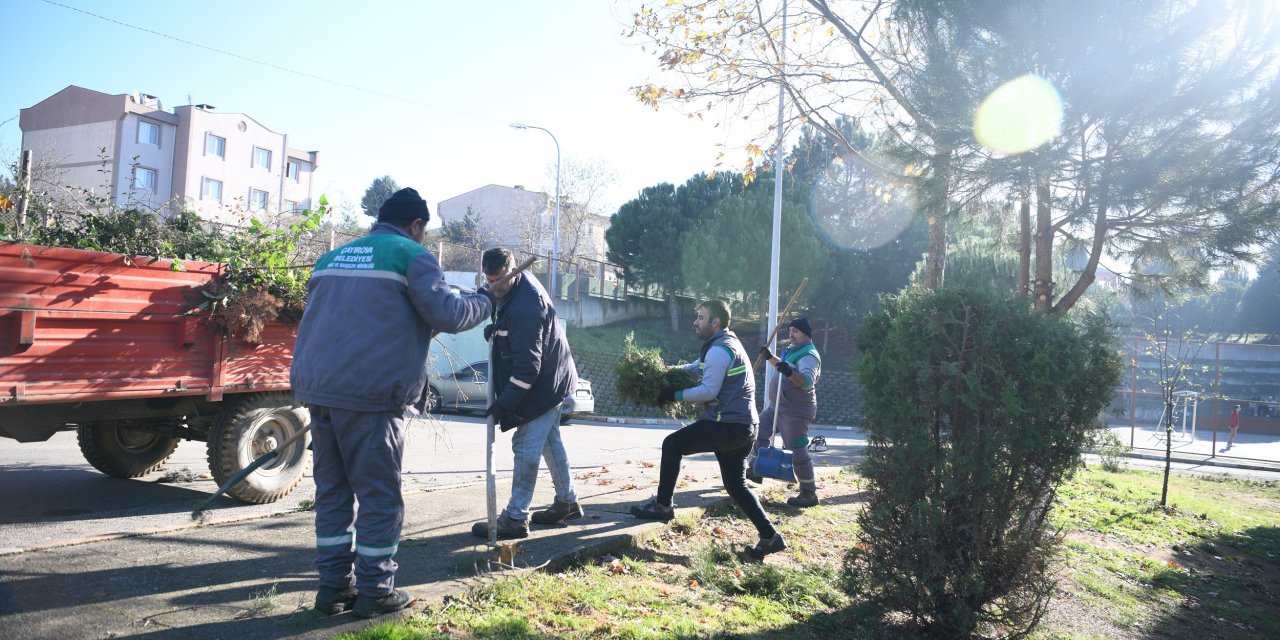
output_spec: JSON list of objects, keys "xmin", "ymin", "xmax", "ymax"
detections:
[{"xmin": 657, "ymin": 419, "xmax": 776, "ymax": 538}]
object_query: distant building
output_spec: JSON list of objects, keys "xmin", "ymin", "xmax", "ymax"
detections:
[
  {"xmin": 19, "ymin": 85, "xmax": 318, "ymax": 223},
  {"xmin": 437, "ymin": 184, "xmax": 610, "ymax": 262}
]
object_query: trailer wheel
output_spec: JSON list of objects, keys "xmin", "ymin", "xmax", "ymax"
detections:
[
  {"xmin": 208, "ymin": 393, "xmax": 310, "ymax": 504},
  {"xmin": 77, "ymin": 424, "xmax": 180, "ymax": 478}
]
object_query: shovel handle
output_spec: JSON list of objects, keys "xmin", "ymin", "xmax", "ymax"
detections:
[
  {"xmin": 753, "ymin": 277, "xmax": 810, "ymax": 373},
  {"xmin": 491, "ymin": 257, "xmax": 536, "ymax": 289}
]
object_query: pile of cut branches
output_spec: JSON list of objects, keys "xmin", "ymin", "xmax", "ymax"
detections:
[
  {"xmin": 197, "ymin": 204, "xmax": 325, "ymax": 342},
  {"xmin": 614, "ymin": 333, "xmax": 699, "ymax": 417}
]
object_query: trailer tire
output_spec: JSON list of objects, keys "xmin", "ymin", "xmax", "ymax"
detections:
[
  {"xmin": 208, "ymin": 393, "xmax": 310, "ymax": 504},
  {"xmin": 77, "ymin": 424, "xmax": 180, "ymax": 478}
]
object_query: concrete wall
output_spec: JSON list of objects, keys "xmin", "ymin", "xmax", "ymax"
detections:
[
  {"xmin": 556, "ymin": 293, "xmax": 667, "ymax": 328},
  {"xmin": 437, "ymin": 184, "xmax": 547, "ymax": 250}
]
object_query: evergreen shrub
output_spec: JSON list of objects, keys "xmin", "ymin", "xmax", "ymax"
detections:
[
  {"xmin": 614, "ymin": 333, "xmax": 699, "ymax": 417},
  {"xmin": 845, "ymin": 287, "xmax": 1122, "ymax": 638}
]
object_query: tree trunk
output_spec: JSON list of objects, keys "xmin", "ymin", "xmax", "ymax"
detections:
[
  {"xmin": 1018, "ymin": 182, "xmax": 1031, "ymax": 297},
  {"xmin": 924, "ymin": 213, "xmax": 948, "ymax": 290},
  {"xmin": 1161, "ymin": 397, "xmax": 1173, "ymax": 506},
  {"xmin": 667, "ymin": 293, "xmax": 681, "ymax": 333},
  {"xmin": 922, "ymin": 152, "xmax": 952, "ymax": 291},
  {"xmin": 1051, "ymin": 155, "xmax": 1112, "ymax": 315},
  {"xmin": 1033, "ymin": 182, "xmax": 1054, "ymax": 311}
]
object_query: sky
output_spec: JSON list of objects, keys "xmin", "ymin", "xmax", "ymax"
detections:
[{"xmin": 0, "ymin": 0, "xmax": 756, "ymax": 223}]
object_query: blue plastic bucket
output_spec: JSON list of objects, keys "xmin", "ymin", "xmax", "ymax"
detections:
[{"xmin": 753, "ymin": 446, "xmax": 796, "ymax": 482}]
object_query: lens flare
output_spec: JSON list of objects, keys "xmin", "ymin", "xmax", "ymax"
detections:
[
  {"xmin": 973, "ymin": 74, "xmax": 1063, "ymax": 155},
  {"xmin": 806, "ymin": 155, "xmax": 916, "ymax": 251}
]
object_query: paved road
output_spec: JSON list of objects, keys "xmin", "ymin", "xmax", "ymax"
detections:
[
  {"xmin": 5, "ymin": 415, "xmax": 1272, "ymax": 555},
  {"xmin": 0, "ymin": 415, "xmax": 867, "ymax": 552}
]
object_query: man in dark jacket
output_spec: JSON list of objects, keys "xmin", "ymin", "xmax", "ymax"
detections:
[
  {"xmin": 291, "ymin": 188, "xmax": 492, "ymax": 618},
  {"xmin": 471, "ymin": 247, "xmax": 582, "ymax": 540}
]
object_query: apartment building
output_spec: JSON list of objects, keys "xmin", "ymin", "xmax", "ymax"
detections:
[
  {"xmin": 437, "ymin": 184, "xmax": 610, "ymax": 262},
  {"xmin": 19, "ymin": 85, "xmax": 318, "ymax": 223}
]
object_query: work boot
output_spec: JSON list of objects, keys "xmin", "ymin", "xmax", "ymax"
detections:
[
  {"xmin": 745, "ymin": 470, "xmax": 765, "ymax": 485},
  {"xmin": 471, "ymin": 513, "xmax": 530, "ymax": 540},
  {"xmin": 530, "ymin": 498, "xmax": 584, "ymax": 525},
  {"xmin": 787, "ymin": 487, "xmax": 820, "ymax": 508},
  {"xmin": 351, "ymin": 588, "xmax": 416, "ymax": 619},
  {"xmin": 314, "ymin": 585, "xmax": 357, "ymax": 616},
  {"xmin": 745, "ymin": 532, "xmax": 787, "ymax": 560},
  {"xmin": 629, "ymin": 497, "xmax": 676, "ymax": 522}
]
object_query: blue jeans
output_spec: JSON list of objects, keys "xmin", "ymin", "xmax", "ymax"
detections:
[{"xmin": 505, "ymin": 402, "xmax": 576, "ymax": 521}]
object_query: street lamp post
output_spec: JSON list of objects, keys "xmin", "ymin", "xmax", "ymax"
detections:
[{"xmin": 509, "ymin": 123, "xmax": 561, "ymax": 295}]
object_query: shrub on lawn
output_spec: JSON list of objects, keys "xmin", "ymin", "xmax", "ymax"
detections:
[{"xmin": 845, "ymin": 288, "xmax": 1122, "ymax": 638}]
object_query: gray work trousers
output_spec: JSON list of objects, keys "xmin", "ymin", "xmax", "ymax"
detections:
[
  {"xmin": 309, "ymin": 404, "xmax": 407, "ymax": 597},
  {"xmin": 753, "ymin": 406, "xmax": 816, "ymax": 484}
]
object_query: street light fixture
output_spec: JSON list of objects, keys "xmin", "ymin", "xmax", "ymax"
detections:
[{"xmin": 509, "ymin": 122, "xmax": 561, "ymax": 295}]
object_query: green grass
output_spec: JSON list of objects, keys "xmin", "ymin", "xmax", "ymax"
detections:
[
  {"xmin": 1044, "ymin": 468, "xmax": 1280, "ymax": 639},
  {"xmin": 566, "ymin": 317, "xmax": 701, "ymax": 357},
  {"xmin": 335, "ymin": 468, "xmax": 1280, "ymax": 640}
]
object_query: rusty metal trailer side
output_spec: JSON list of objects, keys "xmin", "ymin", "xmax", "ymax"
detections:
[{"xmin": 0, "ymin": 242, "xmax": 309, "ymax": 504}]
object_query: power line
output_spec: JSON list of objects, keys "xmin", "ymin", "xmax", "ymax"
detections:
[{"xmin": 39, "ymin": 0, "xmax": 491, "ymax": 124}]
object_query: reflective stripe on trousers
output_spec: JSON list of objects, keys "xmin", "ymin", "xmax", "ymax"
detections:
[{"xmin": 310, "ymin": 404, "xmax": 407, "ymax": 596}]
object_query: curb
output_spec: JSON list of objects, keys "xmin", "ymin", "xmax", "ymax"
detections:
[
  {"xmin": 583, "ymin": 416, "xmax": 861, "ymax": 432},
  {"xmin": 1122, "ymin": 450, "xmax": 1280, "ymax": 474}
]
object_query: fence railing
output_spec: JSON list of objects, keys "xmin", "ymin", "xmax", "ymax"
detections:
[
  {"xmin": 431, "ymin": 241, "xmax": 668, "ymax": 303},
  {"xmin": 1108, "ymin": 337, "xmax": 1280, "ymax": 466}
]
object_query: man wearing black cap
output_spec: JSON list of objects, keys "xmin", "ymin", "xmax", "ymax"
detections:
[
  {"xmin": 754, "ymin": 316, "xmax": 824, "ymax": 507},
  {"xmin": 291, "ymin": 187, "xmax": 493, "ymax": 618}
]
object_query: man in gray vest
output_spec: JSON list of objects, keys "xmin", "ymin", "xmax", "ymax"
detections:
[
  {"xmin": 752, "ymin": 316, "xmax": 823, "ymax": 507},
  {"xmin": 630, "ymin": 299, "xmax": 786, "ymax": 560}
]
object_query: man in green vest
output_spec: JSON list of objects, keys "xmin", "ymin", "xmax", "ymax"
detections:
[{"xmin": 752, "ymin": 316, "xmax": 823, "ymax": 507}]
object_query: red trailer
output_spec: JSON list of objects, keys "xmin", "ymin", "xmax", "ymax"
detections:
[{"xmin": 0, "ymin": 242, "xmax": 309, "ymax": 503}]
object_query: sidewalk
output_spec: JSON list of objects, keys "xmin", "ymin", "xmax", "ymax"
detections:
[{"xmin": 0, "ymin": 447, "xmax": 858, "ymax": 640}]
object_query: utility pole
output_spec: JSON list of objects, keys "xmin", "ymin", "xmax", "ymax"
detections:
[
  {"xmin": 765, "ymin": 1, "xmax": 788, "ymax": 408},
  {"xmin": 16, "ymin": 149, "xmax": 32, "ymax": 236}
]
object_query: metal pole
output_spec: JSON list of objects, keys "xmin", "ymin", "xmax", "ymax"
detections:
[
  {"xmin": 765, "ymin": 0, "xmax": 788, "ymax": 409},
  {"xmin": 509, "ymin": 123, "xmax": 560, "ymax": 296},
  {"xmin": 1129, "ymin": 336, "xmax": 1138, "ymax": 449},
  {"xmin": 552, "ymin": 140, "xmax": 561, "ymax": 297},
  {"xmin": 486, "ymin": 335, "xmax": 497, "ymax": 547},
  {"xmin": 1211, "ymin": 341, "xmax": 1220, "ymax": 456}
]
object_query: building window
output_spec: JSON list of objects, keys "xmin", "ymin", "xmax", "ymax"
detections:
[
  {"xmin": 202, "ymin": 177, "xmax": 223, "ymax": 202},
  {"xmin": 249, "ymin": 189, "xmax": 269, "ymax": 211},
  {"xmin": 286, "ymin": 160, "xmax": 300, "ymax": 181},
  {"xmin": 134, "ymin": 167, "xmax": 157, "ymax": 191},
  {"xmin": 253, "ymin": 147, "xmax": 272, "ymax": 170},
  {"xmin": 205, "ymin": 134, "xmax": 226, "ymax": 159},
  {"xmin": 138, "ymin": 121, "xmax": 160, "ymax": 146},
  {"xmin": 283, "ymin": 199, "xmax": 300, "ymax": 212}
]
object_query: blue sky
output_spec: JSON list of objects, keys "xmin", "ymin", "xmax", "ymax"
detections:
[{"xmin": 0, "ymin": 0, "xmax": 750, "ymax": 220}]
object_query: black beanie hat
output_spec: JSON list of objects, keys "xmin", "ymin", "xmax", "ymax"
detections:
[
  {"xmin": 788, "ymin": 316, "xmax": 813, "ymax": 337},
  {"xmin": 378, "ymin": 187, "xmax": 431, "ymax": 224}
]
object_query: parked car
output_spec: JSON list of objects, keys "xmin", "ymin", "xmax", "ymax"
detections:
[
  {"xmin": 421, "ymin": 296, "xmax": 594, "ymax": 424},
  {"xmin": 424, "ymin": 360, "xmax": 595, "ymax": 424}
]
